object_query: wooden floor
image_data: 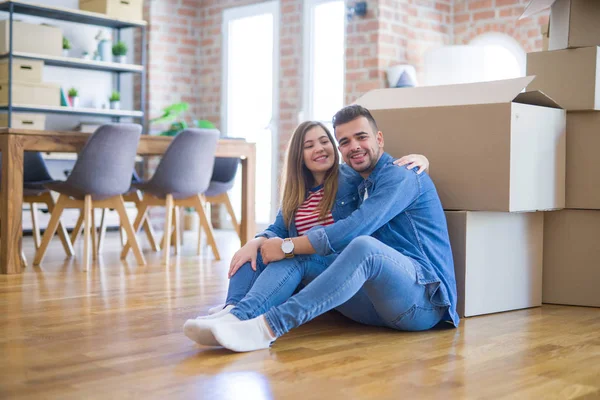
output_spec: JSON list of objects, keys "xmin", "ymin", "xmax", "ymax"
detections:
[{"xmin": 1, "ymin": 231, "xmax": 600, "ymax": 400}]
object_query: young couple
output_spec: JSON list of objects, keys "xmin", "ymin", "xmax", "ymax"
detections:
[{"xmin": 184, "ymin": 105, "xmax": 459, "ymax": 352}]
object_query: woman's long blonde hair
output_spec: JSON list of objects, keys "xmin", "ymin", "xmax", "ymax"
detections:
[{"xmin": 280, "ymin": 121, "xmax": 340, "ymax": 228}]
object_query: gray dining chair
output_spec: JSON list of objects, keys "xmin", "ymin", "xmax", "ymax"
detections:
[
  {"xmin": 33, "ymin": 123, "xmax": 145, "ymax": 270},
  {"xmin": 120, "ymin": 128, "xmax": 220, "ymax": 265},
  {"xmin": 204, "ymin": 156, "xmax": 241, "ymax": 239}
]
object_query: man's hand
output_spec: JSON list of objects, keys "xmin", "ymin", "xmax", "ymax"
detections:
[
  {"xmin": 394, "ymin": 154, "xmax": 429, "ymax": 174},
  {"xmin": 228, "ymin": 238, "xmax": 264, "ymax": 278},
  {"xmin": 261, "ymin": 237, "xmax": 285, "ymax": 265}
]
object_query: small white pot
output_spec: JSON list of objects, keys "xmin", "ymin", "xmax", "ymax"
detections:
[
  {"xmin": 110, "ymin": 101, "xmax": 120, "ymax": 110},
  {"xmin": 115, "ymin": 55, "xmax": 126, "ymax": 63},
  {"xmin": 62, "ymin": 49, "xmax": 69, "ymax": 57},
  {"xmin": 69, "ymin": 96, "xmax": 80, "ymax": 108}
]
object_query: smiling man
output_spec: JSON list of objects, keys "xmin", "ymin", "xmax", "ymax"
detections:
[{"xmin": 191, "ymin": 105, "xmax": 459, "ymax": 352}]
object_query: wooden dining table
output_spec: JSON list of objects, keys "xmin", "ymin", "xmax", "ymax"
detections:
[{"xmin": 0, "ymin": 128, "xmax": 256, "ymax": 274}]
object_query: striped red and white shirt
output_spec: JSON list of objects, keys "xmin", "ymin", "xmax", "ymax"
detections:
[{"xmin": 295, "ymin": 186, "xmax": 334, "ymax": 236}]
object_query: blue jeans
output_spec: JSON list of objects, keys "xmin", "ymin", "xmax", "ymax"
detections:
[
  {"xmin": 225, "ymin": 252, "xmax": 332, "ymax": 308},
  {"xmin": 228, "ymin": 253, "xmax": 333, "ymax": 319},
  {"xmin": 232, "ymin": 236, "xmax": 449, "ymax": 336},
  {"xmin": 225, "ymin": 252, "xmax": 268, "ymax": 306}
]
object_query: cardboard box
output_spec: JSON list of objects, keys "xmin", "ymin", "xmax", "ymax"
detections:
[
  {"xmin": 0, "ymin": 59, "xmax": 43, "ymax": 83},
  {"xmin": 565, "ymin": 112, "xmax": 600, "ymax": 209},
  {"xmin": 527, "ymin": 46, "xmax": 600, "ymax": 111},
  {"xmin": 0, "ymin": 81, "xmax": 60, "ymax": 107},
  {"xmin": 445, "ymin": 211, "xmax": 544, "ymax": 317},
  {"xmin": 0, "ymin": 20, "xmax": 62, "ymax": 57},
  {"xmin": 356, "ymin": 76, "xmax": 566, "ymax": 212},
  {"xmin": 521, "ymin": 0, "xmax": 600, "ymax": 50},
  {"xmin": 0, "ymin": 113, "xmax": 45, "ymax": 130},
  {"xmin": 79, "ymin": 0, "xmax": 144, "ymax": 21},
  {"xmin": 543, "ymin": 210, "xmax": 600, "ymax": 307}
]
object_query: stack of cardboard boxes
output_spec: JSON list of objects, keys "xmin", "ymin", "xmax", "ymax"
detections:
[
  {"xmin": 356, "ymin": 78, "xmax": 567, "ymax": 318},
  {"xmin": 525, "ymin": 0, "xmax": 600, "ymax": 307}
]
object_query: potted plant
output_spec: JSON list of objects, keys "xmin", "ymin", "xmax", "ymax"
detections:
[
  {"xmin": 109, "ymin": 91, "xmax": 120, "ymax": 110},
  {"xmin": 62, "ymin": 36, "xmax": 71, "ymax": 57},
  {"xmin": 112, "ymin": 40, "xmax": 128, "ymax": 63},
  {"xmin": 68, "ymin": 87, "xmax": 79, "ymax": 107}
]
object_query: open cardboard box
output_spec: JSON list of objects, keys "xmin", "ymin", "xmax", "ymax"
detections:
[
  {"xmin": 355, "ymin": 76, "xmax": 566, "ymax": 212},
  {"xmin": 521, "ymin": 0, "xmax": 600, "ymax": 50}
]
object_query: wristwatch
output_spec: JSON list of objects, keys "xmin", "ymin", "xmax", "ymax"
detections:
[{"xmin": 281, "ymin": 238, "xmax": 295, "ymax": 258}]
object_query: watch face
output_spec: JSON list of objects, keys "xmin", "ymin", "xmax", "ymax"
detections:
[{"xmin": 282, "ymin": 240, "xmax": 294, "ymax": 253}]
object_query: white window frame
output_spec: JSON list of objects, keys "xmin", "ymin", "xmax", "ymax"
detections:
[
  {"xmin": 302, "ymin": 0, "xmax": 346, "ymax": 125},
  {"xmin": 221, "ymin": 1, "xmax": 280, "ymax": 223}
]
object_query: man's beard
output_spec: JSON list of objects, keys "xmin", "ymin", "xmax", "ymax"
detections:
[{"xmin": 349, "ymin": 147, "xmax": 380, "ymax": 173}]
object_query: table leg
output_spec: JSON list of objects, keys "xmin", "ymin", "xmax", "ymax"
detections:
[
  {"xmin": 240, "ymin": 145, "xmax": 256, "ymax": 246},
  {"xmin": 0, "ymin": 134, "xmax": 24, "ymax": 274}
]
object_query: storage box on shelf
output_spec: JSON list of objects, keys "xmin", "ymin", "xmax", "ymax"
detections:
[
  {"xmin": 0, "ymin": 80, "xmax": 60, "ymax": 106},
  {"xmin": 0, "ymin": 58, "xmax": 43, "ymax": 82},
  {"xmin": 79, "ymin": 0, "xmax": 144, "ymax": 21},
  {"xmin": 355, "ymin": 76, "xmax": 566, "ymax": 212},
  {"xmin": 446, "ymin": 211, "xmax": 544, "ymax": 318},
  {"xmin": 0, "ymin": 19, "xmax": 61, "ymax": 56},
  {"xmin": 0, "ymin": 112, "xmax": 45, "ymax": 129},
  {"xmin": 522, "ymin": 0, "xmax": 600, "ymax": 50}
]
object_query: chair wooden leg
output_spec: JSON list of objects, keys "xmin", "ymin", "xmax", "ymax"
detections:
[
  {"xmin": 29, "ymin": 203, "xmax": 41, "ymax": 249},
  {"xmin": 114, "ymin": 196, "xmax": 146, "ymax": 266},
  {"xmin": 173, "ymin": 206, "xmax": 180, "ymax": 255},
  {"xmin": 194, "ymin": 195, "xmax": 220, "ymax": 261},
  {"xmin": 97, "ymin": 209, "xmax": 107, "ymax": 255},
  {"xmin": 142, "ymin": 216, "xmax": 159, "ymax": 251},
  {"xmin": 120, "ymin": 202, "xmax": 148, "ymax": 259},
  {"xmin": 163, "ymin": 194, "xmax": 174, "ymax": 265},
  {"xmin": 82, "ymin": 195, "xmax": 92, "ymax": 270},
  {"xmin": 196, "ymin": 214, "xmax": 202, "ymax": 256},
  {"xmin": 90, "ymin": 208, "xmax": 97, "ymax": 260},
  {"xmin": 222, "ymin": 193, "xmax": 240, "ymax": 238},
  {"xmin": 42, "ymin": 193, "xmax": 74, "ymax": 258},
  {"xmin": 179, "ymin": 207, "xmax": 184, "ymax": 246},
  {"xmin": 20, "ymin": 250, "xmax": 27, "ymax": 269},
  {"xmin": 170, "ymin": 210, "xmax": 177, "ymax": 248},
  {"xmin": 34, "ymin": 194, "xmax": 67, "ymax": 265},
  {"xmin": 71, "ymin": 212, "xmax": 84, "ymax": 244}
]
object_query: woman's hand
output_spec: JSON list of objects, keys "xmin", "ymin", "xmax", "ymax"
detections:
[
  {"xmin": 394, "ymin": 154, "xmax": 429, "ymax": 174},
  {"xmin": 228, "ymin": 238, "xmax": 263, "ymax": 278},
  {"xmin": 260, "ymin": 238, "xmax": 285, "ymax": 265}
]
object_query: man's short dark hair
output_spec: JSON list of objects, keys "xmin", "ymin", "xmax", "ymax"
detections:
[{"xmin": 332, "ymin": 105, "xmax": 379, "ymax": 133}]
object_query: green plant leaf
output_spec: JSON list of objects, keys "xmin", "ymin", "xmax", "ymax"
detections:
[{"xmin": 149, "ymin": 102, "xmax": 189, "ymax": 125}]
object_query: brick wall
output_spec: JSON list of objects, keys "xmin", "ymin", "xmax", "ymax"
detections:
[
  {"xmin": 345, "ymin": 0, "xmax": 453, "ymax": 104},
  {"xmin": 454, "ymin": 0, "xmax": 549, "ymax": 53}
]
